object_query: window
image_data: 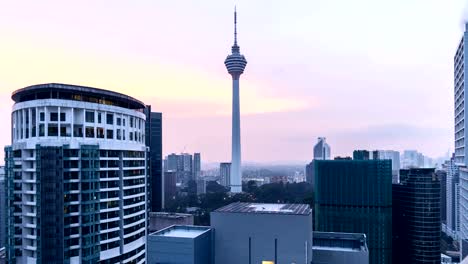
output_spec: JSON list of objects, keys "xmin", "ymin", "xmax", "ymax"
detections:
[
  {"xmin": 106, "ymin": 129, "xmax": 114, "ymax": 139},
  {"xmin": 40, "ymin": 112, "xmax": 45, "ymax": 121},
  {"xmin": 98, "ymin": 112, "xmax": 102, "ymax": 123},
  {"xmin": 106, "ymin": 113, "xmax": 113, "ymax": 125},
  {"xmin": 50, "ymin": 113, "xmax": 58, "ymax": 122},
  {"xmin": 123, "ymin": 118, "xmax": 126, "ymax": 126},
  {"xmin": 130, "ymin": 117, "xmax": 133, "ymax": 127},
  {"xmin": 117, "ymin": 129, "xmax": 121, "ymax": 140},
  {"xmin": 123, "ymin": 130, "xmax": 126, "ymax": 140},
  {"xmin": 60, "ymin": 126, "xmax": 69, "ymax": 137},
  {"xmin": 117, "ymin": 118, "xmax": 121, "ymax": 126},
  {"xmin": 73, "ymin": 125, "xmax": 83, "ymax": 137},
  {"xmin": 97, "ymin": 127, "xmax": 105, "ymax": 138},
  {"xmin": 60, "ymin": 113, "xmax": 66, "ymax": 122},
  {"xmin": 85, "ymin": 127, "xmax": 94, "ymax": 138},
  {"xmin": 48, "ymin": 124, "xmax": 58, "ymax": 136},
  {"xmin": 129, "ymin": 132, "xmax": 133, "ymax": 141},
  {"xmin": 39, "ymin": 124, "xmax": 45, "ymax": 137},
  {"xmin": 85, "ymin": 111, "xmax": 94, "ymax": 123}
]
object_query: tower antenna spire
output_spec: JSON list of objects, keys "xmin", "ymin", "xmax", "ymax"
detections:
[{"xmin": 234, "ymin": 6, "xmax": 238, "ymax": 46}]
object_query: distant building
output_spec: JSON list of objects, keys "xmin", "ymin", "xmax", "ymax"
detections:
[
  {"xmin": 147, "ymin": 225, "xmax": 213, "ymax": 264},
  {"xmin": 219, "ymin": 162, "xmax": 231, "ymax": 188},
  {"xmin": 437, "ymin": 170, "xmax": 447, "ymax": 225},
  {"xmin": 0, "ymin": 166, "xmax": 4, "ymax": 249},
  {"xmin": 402, "ymin": 150, "xmax": 424, "ymax": 168},
  {"xmin": 373, "ymin": 150, "xmax": 400, "ymax": 182},
  {"xmin": 393, "ymin": 168, "xmax": 441, "ymax": 263},
  {"xmin": 314, "ymin": 137, "xmax": 331, "ymax": 160},
  {"xmin": 165, "ymin": 153, "xmax": 179, "ymax": 171},
  {"xmin": 164, "ymin": 170, "xmax": 177, "ymax": 203},
  {"xmin": 211, "ymin": 202, "xmax": 313, "ymax": 264},
  {"xmin": 353, "ymin": 150, "xmax": 370, "ymax": 160},
  {"xmin": 145, "ymin": 109, "xmax": 163, "ymax": 212},
  {"xmin": 314, "ymin": 159, "xmax": 392, "ymax": 264},
  {"xmin": 193, "ymin": 153, "xmax": 201, "ymax": 180},
  {"xmin": 445, "ymin": 156, "xmax": 461, "ymax": 235},
  {"xmin": 197, "ymin": 179, "xmax": 206, "ymax": 195},
  {"xmin": 313, "ymin": 232, "xmax": 369, "ymax": 264},
  {"xmin": 148, "ymin": 212, "xmax": 194, "ymax": 233}
]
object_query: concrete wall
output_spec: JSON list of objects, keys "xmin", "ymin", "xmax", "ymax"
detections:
[
  {"xmin": 313, "ymin": 248, "xmax": 369, "ymax": 264},
  {"xmin": 211, "ymin": 212, "xmax": 312, "ymax": 264}
]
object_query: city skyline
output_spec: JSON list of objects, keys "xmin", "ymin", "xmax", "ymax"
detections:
[{"xmin": 0, "ymin": 1, "xmax": 466, "ymax": 162}]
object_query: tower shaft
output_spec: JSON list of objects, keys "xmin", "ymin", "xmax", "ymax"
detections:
[{"xmin": 231, "ymin": 78, "xmax": 242, "ymax": 192}]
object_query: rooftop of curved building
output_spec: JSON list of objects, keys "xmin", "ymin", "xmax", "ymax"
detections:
[{"xmin": 12, "ymin": 83, "xmax": 146, "ymax": 110}]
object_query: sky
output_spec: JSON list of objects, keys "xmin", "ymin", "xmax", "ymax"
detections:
[{"xmin": 0, "ymin": 0, "xmax": 466, "ymax": 163}]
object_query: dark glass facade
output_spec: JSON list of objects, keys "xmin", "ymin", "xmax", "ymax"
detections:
[
  {"xmin": 314, "ymin": 159, "xmax": 392, "ymax": 264},
  {"xmin": 393, "ymin": 168, "xmax": 441, "ymax": 264},
  {"xmin": 145, "ymin": 107, "xmax": 163, "ymax": 211}
]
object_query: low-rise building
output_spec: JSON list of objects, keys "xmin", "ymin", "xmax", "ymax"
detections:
[
  {"xmin": 147, "ymin": 225, "xmax": 213, "ymax": 264},
  {"xmin": 148, "ymin": 212, "xmax": 194, "ymax": 233}
]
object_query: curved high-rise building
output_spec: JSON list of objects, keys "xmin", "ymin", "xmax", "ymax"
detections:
[
  {"xmin": 5, "ymin": 83, "xmax": 147, "ymax": 263},
  {"xmin": 224, "ymin": 8, "xmax": 247, "ymax": 193}
]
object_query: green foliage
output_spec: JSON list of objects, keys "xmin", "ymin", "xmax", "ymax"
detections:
[{"xmin": 165, "ymin": 181, "xmax": 313, "ymax": 226}]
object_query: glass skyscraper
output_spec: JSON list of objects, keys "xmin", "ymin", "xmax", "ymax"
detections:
[
  {"xmin": 5, "ymin": 83, "xmax": 147, "ymax": 263},
  {"xmin": 393, "ymin": 168, "xmax": 440, "ymax": 264},
  {"xmin": 314, "ymin": 159, "xmax": 392, "ymax": 264}
]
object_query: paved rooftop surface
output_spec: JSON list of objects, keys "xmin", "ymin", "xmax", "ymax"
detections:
[{"xmin": 214, "ymin": 202, "xmax": 311, "ymax": 215}]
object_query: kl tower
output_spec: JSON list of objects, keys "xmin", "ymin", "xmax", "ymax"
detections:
[{"xmin": 224, "ymin": 8, "xmax": 247, "ymax": 193}]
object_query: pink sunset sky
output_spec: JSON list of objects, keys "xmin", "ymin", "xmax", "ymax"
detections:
[{"xmin": 0, "ymin": 0, "xmax": 466, "ymax": 163}]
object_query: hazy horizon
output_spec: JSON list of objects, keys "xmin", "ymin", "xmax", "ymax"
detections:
[{"xmin": 1, "ymin": 0, "xmax": 466, "ymax": 162}]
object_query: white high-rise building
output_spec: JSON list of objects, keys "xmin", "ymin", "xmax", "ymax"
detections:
[
  {"xmin": 224, "ymin": 9, "xmax": 247, "ymax": 193},
  {"xmin": 313, "ymin": 137, "xmax": 331, "ymax": 160},
  {"xmin": 193, "ymin": 153, "xmax": 201, "ymax": 180},
  {"xmin": 454, "ymin": 25, "xmax": 468, "ymax": 256},
  {"xmin": 445, "ymin": 157, "xmax": 460, "ymax": 235},
  {"xmin": 5, "ymin": 83, "xmax": 147, "ymax": 263},
  {"xmin": 220, "ymin": 163, "xmax": 232, "ymax": 188}
]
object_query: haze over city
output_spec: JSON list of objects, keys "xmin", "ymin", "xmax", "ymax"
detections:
[{"xmin": 1, "ymin": 0, "xmax": 466, "ymax": 162}]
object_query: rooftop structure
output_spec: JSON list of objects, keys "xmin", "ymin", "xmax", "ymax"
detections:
[
  {"xmin": 212, "ymin": 202, "xmax": 312, "ymax": 264},
  {"xmin": 12, "ymin": 83, "xmax": 145, "ymax": 110},
  {"xmin": 313, "ymin": 232, "xmax": 368, "ymax": 252},
  {"xmin": 147, "ymin": 225, "xmax": 213, "ymax": 264},
  {"xmin": 214, "ymin": 202, "xmax": 311, "ymax": 215},
  {"xmin": 313, "ymin": 232, "xmax": 369, "ymax": 264},
  {"xmin": 148, "ymin": 212, "xmax": 194, "ymax": 232}
]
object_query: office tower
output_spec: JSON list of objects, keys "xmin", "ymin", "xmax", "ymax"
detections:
[
  {"xmin": 5, "ymin": 83, "xmax": 147, "ymax": 263},
  {"xmin": 374, "ymin": 150, "xmax": 401, "ymax": 182},
  {"xmin": 164, "ymin": 170, "xmax": 177, "ymax": 202},
  {"xmin": 313, "ymin": 137, "xmax": 331, "ymax": 160},
  {"xmin": 196, "ymin": 179, "xmax": 206, "ymax": 195},
  {"xmin": 0, "ymin": 166, "xmax": 5, "ymax": 249},
  {"xmin": 306, "ymin": 137, "xmax": 331, "ymax": 187},
  {"xmin": 145, "ymin": 108, "xmax": 163, "ymax": 212},
  {"xmin": 219, "ymin": 162, "xmax": 231, "ymax": 188},
  {"xmin": 193, "ymin": 153, "xmax": 201, "ymax": 180},
  {"xmin": 443, "ymin": 155, "xmax": 460, "ymax": 235},
  {"xmin": 353, "ymin": 150, "xmax": 370, "ymax": 160},
  {"xmin": 224, "ymin": 9, "xmax": 247, "ymax": 193},
  {"xmin": 437, "ymin": 170, "xmax": 447, "ymax": 224},
  {"xmin": 211, "ymin": 202, "xmax": 313, "ymax": 264},
  {"xmin": 393, "ymin": 168, "xmax": 441, "ymax": 263},
  {"xmin": 165, "ymin": 153, "xmax": 179, "ymax": 171},
  {"xmin": 314, "ymin": 159, "xmax": 392, "ymax": 264}
]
